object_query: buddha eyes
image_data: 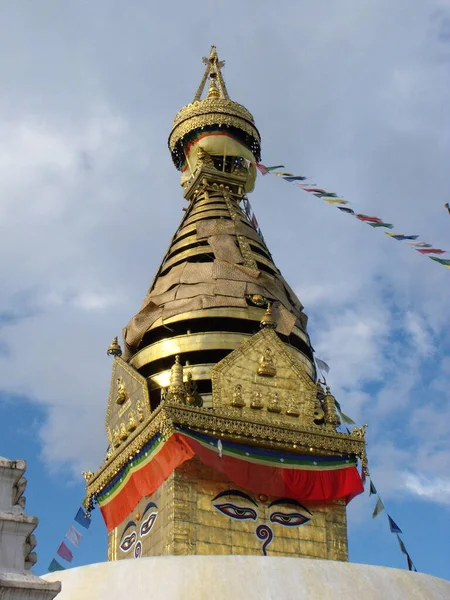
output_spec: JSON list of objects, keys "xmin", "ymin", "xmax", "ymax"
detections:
[
  {"xmin": 119, "ymin": 531, "xmax": 137, "ymax": 552},
  {"xmin": 140, "ymin": 512, "xmax": 157, "ymax": 537},
  {"xmin": 213, "ymin": 503, "xmax": 257, "ymax": 520},
  {"xmin": 270, "ymin": 511, "xmax": 311, "ymax": 527}
]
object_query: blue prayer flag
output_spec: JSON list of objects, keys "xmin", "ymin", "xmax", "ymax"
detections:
[
  {"xmin": 388, "ymin": 515, "xmax": 402, "ymax": 534},
  {"xmin": 48, "ymin": 558, "xmax": 65, "ymax": 572},
  {"xmin": 74, "ymin": 507, "xmax": 91, "ymax": 530}
]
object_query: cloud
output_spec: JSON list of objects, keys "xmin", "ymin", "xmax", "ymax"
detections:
[{"xmin": 403, "ymin": 473, "xmax": 450, "ymax": 506}]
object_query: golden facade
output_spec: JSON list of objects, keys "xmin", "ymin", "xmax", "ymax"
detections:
[{"xmin": 87, "ymin": 46, "xmax": 367, "ymax": 562}]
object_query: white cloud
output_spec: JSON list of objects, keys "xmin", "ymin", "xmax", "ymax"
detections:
[{"xmin": 403, "ymin": 473, "xmax": 450, "ymax": 505}]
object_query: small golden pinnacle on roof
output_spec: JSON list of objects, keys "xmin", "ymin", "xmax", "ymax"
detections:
[
  {"xmin": 260, "ymin": 303, "xmax": 277, "ymax": 329},
  {"xmin": 107, "ymin": 336, "xmax": 122, "ymax": 357}
]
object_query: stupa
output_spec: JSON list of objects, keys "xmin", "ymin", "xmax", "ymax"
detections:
[{"xmin": 42, "ymin": 47, "xmax": 450, "ymax": 599}]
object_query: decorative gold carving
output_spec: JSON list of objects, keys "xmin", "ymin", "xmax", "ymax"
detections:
[
  {"xmin": 185, "ymin": 372, "xmax": 203, "ymax": 407},
  {"xmin": 127, "ymin": 410, "xmax": 137, "ymax": 432},
  {"xmin": 107, "ymin": 336, "xmax": 122, "ymax": 357},
  {"xmin": 257, "ymin": 347, "xmax": 277, "ymax": 377},
  {"xmin": 196, "ymin": 147, "xmax": 215, "ymax": 171},
  {"xmin": 119, "ymin": 423, "xmax": 128, "ymax": 441},
  {"xmin": 231, "ymin": 384, "xmax": 245, "ymax": 408},
  {"xmin": 260, "ymin": 303, "xmax": 277, "ymax": 329},
  {"xmin": 286, "ymin": 396, "xmax": 300, "ymax": 417},
  {"xmin": 113, "ymin": 427, "xmax": 120, "ymax": 447},
  {"xmin": 81, "ymin": 471, "xmax": 94, "ymax": 482},
  {"xmin": 250, "ymin": 390, "xmax": 263, "ymax": 410},
  {"xmin": 137, "ymin": 400, "xmax": 144, "ymax": 423},
  {"xmin": 249, "ymin": 294, "xmax": 266, "ymax": 307},
  {"xmin": 323, "ymin": 386, "xmax": 341, "ymax": 429},
  {"xmin": 267, "ymin": 391, "xmax": 281, "ymax": 413},
  {"xmin": 167, "ymin": 355, "xmax": 187, "ymax": 404},
  {"xmin": 115, "ymin": 377, "xmax": 128, "ymax": 405},
  {"xmin": 351, "ymin": 424, "xmax": 368, "ymax": 438}
]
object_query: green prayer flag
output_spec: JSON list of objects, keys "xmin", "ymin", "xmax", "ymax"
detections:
[
  {"xmin": 48, "ymin": 558, "xmax": 65, "ymax": 572},
  {"xmin": 340, "ymin": 411, "xmax": 356, "ymax": 425},
  {"xmin": 430, "ymin": 256, "xmax": 450, "ymax": 268},
  {"xmin": 367, "ymin": 221, "xmax": 394, "ymax": 229},
  {"xmin": 372, "ymin": 496, "xmax": 385, "ymax": 518}
]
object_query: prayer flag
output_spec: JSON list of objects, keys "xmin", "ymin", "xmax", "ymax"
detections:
[
  {"xmin": 323, "ymin": 199, "xmax": 348, "ymax": 205},
  {"xmin": 445, "ymin": 202, "xmax": 450, "ymax": 215},
  {"xmin": 302, "ymin": 188, "xmax": 327, "ymax": 194},
  {"xmin": 48, "ymin": 559, "xmax": 65, "ymax": 573},
  {"xmin": 356, "ymin": 214, "xmax": 383, "ymax": 223},
  {"xmin": 57, "ymin": 541, "xmax": 73, "ymax": 563},
  {"xmin": 406, "ymin": 554, "xmax": 415, "ymax": 571},
  {"xmin": 338, "ymin": 207, "xmax": 355, "ymax": 214},
  {"xmin": 255, "ymin": 163, "xmax": 269, "ymax": 175},
  {"xmin": 406, "ymin": 242, "xmax": 431, "ymax": 248},
  {"xmin": 367, "ymin": 222, "xmax": 394, "ymax": 229},
  {"xmin": 369, "ymin": 481, "xmax": 377, "ymax": 496},
  {"xmin": 313, "ymin": 193, "xmax": 338, "ymax": 198},
  {"xmin": 340, "ymin": 412, "xmax": 356, "ymax": 425},
  {"xmin": 282, "ymin": 176, "xmax": 307, "ymax": 181},
  {"xmin": 265, "ymin": 165, "xmax": 285, "ymax": 171},
  {"xmin": 74, "ymin": 507, "xmax": 91, "ymax": 529},
  {"xmin": 397, "ymin": 535, "xmax": 408, "ymax": 555},
  {"xmin": 384, "ymin": 233, "xmax": 419, "ymax": 241},
  {"xmin": 272, "ymin": 172, "xmax": 293, "ymax": 176},
  {"xmin": 372, "ymin": 497, "xmax": 385, "ymax": 518},
  {"xmin": 388, "ymin": 515, "xmax": 402, "ymax": 534},
  {"xmin": 416, "ymin": 248, "xmax": 446, "ymax": 255},
  {"xmin": 251, "ymin": 214, "xmax": 259, "ymax": 229},
  {"xmin": 430, "ymin": 256, "xmax": 450, "ymax": 267},
  {"xmin": 315, "ymin": 358, "xmax": 330, "ymax": 373},
  {"xmin": 65, "ymin": 525, "xmax": 83, "ymax": 547}
]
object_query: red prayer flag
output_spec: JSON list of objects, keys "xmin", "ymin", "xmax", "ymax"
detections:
[
  {"xmin": 356, "ymin": 214, "xmax": 383, "ymax": 223},
  {"xmin": 416, "ymin": 248, "xmax": 446, "ymax": 255},
  {"xmin": 301, "ymin": 188, "xmax": 327, "ymax": 194},
  {"xmin": 255, "ymin": 163, "xmax": 269, "ymax": 175}
]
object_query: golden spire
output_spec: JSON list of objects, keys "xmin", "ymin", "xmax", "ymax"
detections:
[
  {"xmin": 194, "ymin": 45, "xmax": 229, "ymax": 102},
  {"xmin": 107, "ymin": 336, "xmax": 122, "ymax": 357},
  {"xmin": 207, "ymin": 73, "xmax": 220, "ymax": 99}
]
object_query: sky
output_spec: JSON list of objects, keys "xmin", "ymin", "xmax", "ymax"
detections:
[{"xmin": 1, "ymin": 0, "xmax": 450, "ymax": 582}]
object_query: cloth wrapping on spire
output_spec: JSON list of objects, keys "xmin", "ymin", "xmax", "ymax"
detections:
[
  {"xmin": 95, "ymin": 428, "xmax": 364, "ymax": 531},
  {"xmin": 180, "ymin": 130, "xmax": 257, "ymax": 192}
]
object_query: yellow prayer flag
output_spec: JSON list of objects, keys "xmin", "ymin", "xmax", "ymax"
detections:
[{"xmin": 323, "ymin": 198, "xmax": 348, "ymax": 205}]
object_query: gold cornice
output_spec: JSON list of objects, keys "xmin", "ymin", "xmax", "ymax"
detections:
[{"xmin": 87, "ymin": 402, "xmax": 367, "ymax": 499}]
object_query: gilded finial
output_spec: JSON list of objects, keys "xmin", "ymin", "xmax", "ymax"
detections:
[
  {"xmin": 260, "ymin": 303, "xmax": 277, "ymax": 329},
  {"xmin": 167, "ymin": 355, "xmax": 187, "ymax": 403},
  {"xmin": 107, "ymin": 336, "xmax": 122, "ymax": 357},
  {"xmin": 207, "ymin": 73, "xmax": 220, "ymax": 99},
  {"xmin": 81, "ymin": 471, "xmax": 94, "ymax": 483}
]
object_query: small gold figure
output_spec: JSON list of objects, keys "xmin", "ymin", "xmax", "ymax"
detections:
[
  {"xmin": 351, "ymin": 424, "xmax": 368, "ymax": 439},
  {"xmin": 105, "ymin": 447, "xmax": 113, "ymax": 461},
  {"xmin": 115, "ymin": 377, "xmax": 128, "ymax": 405},
  {"xmin": 136, "ymin": 400, "xmax": 144, "ymax": 422},
  {"xmin": 257, "ymin": 347, "xmax": 277, "ymax": 377},
  {"xmin": 185, "ymin": 372, "xmax": 203, "ymax": 407},
  {"xmin": 250, "ymin": 389, "xmax": 263, "ymax": 410},
  {"xmin": 231, "ymin": 384, "xmax": 245, "ymax": 408},
  {"xmin": 127, "ymin": 410, "xmax": 137, "ymax": 432},
  {"xmin": 267, "ymin": 391, "xmax": 281, "ymax": 413},
  {"xmin": 113, "ymin": 427, "xmax": 120, "ymax": 447},
  {"xmin": 81, "ymin": 471, "xmax": 94, "ymax": 482},
  {"xmin": 286, "ymin": 397, "xmax": 300, "ymax": 417},
  {"xmin": 119, "ymin": 422, "xmax": 128, "ymax": 441}
]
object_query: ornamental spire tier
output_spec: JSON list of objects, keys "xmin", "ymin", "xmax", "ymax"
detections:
[{"xmin": 86, "ymin": 47, "xmax": 367, "ymax": 562}]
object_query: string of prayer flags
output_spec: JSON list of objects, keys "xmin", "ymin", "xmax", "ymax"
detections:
[
  {"xmin": 56, "ymin": 541, "xmax": 73, "ymax": 563},
  {"xmin": 430, "ymin": 256, "xmax": 450, "ymax": 268},
  {"xmin": 48, "ymin": 559, "xmax": 65, "ymax": 573},
  {"xmin": 47, "ymin": 503, "xmax": 92, "ymax": 573},
  {"xmin": 334, "ymin": 399, "xmax": 356, "ymax": 425},
  {"xmin": 242, "ymin": 197, "xmax": 265, "ymax": 242},
  {"xmin": 255, "ymin": 161, "xmax": 448, "ymax": 270},
  {"xmin": 368, "ymin": 478, "xmax": 417, "ymax": 571}
]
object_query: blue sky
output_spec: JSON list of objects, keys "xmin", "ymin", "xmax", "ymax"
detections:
[{"xmin": 1, "ymin": 0, "xmax": 450, "ymax": 582}]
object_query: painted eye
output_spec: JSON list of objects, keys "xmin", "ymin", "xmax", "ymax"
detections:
[
  {"xmin": 270, "ymin": 512, "xmax": 311, "ymax": 527},
  {"xmin": 213, "ymin": 503, "xmax": 257, "ymax": 520},
  {"xmin": 140, "ymin": 512, "xmax": 157, "ymax": 537},
  {"xmin": 119, "ymin": 531, "xmax": 137, "ymax": 552}
]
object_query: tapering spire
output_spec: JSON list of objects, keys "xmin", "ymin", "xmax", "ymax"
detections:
[{"xmin": 194, "ymin": 45, "xmax": 229, "ymax": 102}]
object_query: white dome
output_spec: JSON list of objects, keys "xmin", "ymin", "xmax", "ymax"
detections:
[{"xmin": 43, "ymin": 556, "xmax": 450, "ymax": 600}]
